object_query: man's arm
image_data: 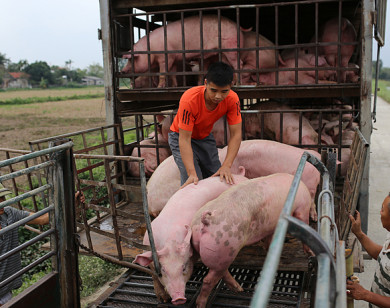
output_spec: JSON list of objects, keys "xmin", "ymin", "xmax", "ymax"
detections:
[
  {"xmin": 27, "ymin": 212, "xmax": 49, "ymax": 225},
  {"xmin": 349, "ymin": 211, "xmax": 382, "ymax": 259},
  {"xmin": 213, "ymin": 122, "xmax": 241, "ymax": 184},
  {"xmin": 347, "ymin": 280, "xmax": 390, "ymax": 308},
  {"xmin": 179, "ymin": 128, "xmax": 198, "ymax": 188}
]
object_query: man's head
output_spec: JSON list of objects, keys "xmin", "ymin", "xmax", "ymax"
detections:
[
  {"xmin": 205, "ymin": 62, "xmax": 234, "ymax": 87},
  {"xmin": 0, "ymin": 183, "xmax": 11, "ymax": 215},
  {"xmin": 380, "ymin": 193, "xmax": 390, "ymax": 231}
]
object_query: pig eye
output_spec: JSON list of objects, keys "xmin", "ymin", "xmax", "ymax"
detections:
[{"xmin": 182, "ymin": 264, "xmax": 188, "ymax": 275}]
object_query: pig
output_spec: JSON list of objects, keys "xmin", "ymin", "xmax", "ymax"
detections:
[
  {"xmin": 146, "ymin": 155, "xmax": 180, "ymax": 217},
  {"xmin": 134, "ymin": 61, "xmax": 198, "ymax": 88},
  {"xmin": 191, "ymin": 173, "xmax": 312, "ymax": 308},
  {"xmin": 218, "ymin": 139, "xmax": 322, "ymax": 219},
  {"xmin": 127, "ymin": 138, "xmax": 172, "ymax": 177},
  {"xmin": 259, "ymin": 53, "xmax": 335, "ymax": 85},
  {"xmin": 240, "ymin": 31, "xmax": 282, "ymax": 84},
  {"xmin": 309, "ymin": 17, "xmax": 357, "ymax": 82},
  {"xmin": 134, "ymin": 168, "xmax": 248, "ymax": 305},
  {"xmin": 122, "ymin": 15, "xmax": 244, "ymax": 87},
  {"xmin": 245, "ymin": 101, "xmax": 334, "ymax": 146}
]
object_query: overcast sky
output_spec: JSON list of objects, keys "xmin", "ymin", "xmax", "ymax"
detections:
[{"xmin": 0, "ymin": 1, "xmax": 389, "ymax": 70}]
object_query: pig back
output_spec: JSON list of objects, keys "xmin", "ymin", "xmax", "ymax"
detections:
[
  {"xmin": 219, "ymin": 140, "xmax": 321, "ymax": 199},
  {"xmin": 190, "ymin": 173, "xmax": 312, "ymax": 266}
]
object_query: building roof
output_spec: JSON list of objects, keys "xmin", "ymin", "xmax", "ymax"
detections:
[{"xmin": 9, "ymin": 72, "xmax": 29, "ymax": 79}]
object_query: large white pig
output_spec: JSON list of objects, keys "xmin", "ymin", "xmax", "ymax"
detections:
[
  {"xmin": 134, "ymin": 169, "xmax": 248, "ymax": 305},
  {"xmin": 147, "ymin": 155, "xmax": 180, "ymax": 217},
  {"xmin": 191, "ymin": 173, "xmax": 312, "ymax": 308},
  {"xmin": 240, "ymin": 31, "xmax": 281, "ymax": 84},
  {"xmin": 310, "ymin": 17, "xmax": 357, "ymax": 82},
  {"xmin": 259, "ymin": 53, "xmax": 335, "ymax": 85},
  {"xmin": 122, "ymin": 15, "xmax": 244, "ymax": 87},
  {"xmin": 219, "ymin": 139, "xmax": 321, "ymax": 219},
  {"xmin": 247, "ymin": 101, "xmax": 334, "ymax": 146}
]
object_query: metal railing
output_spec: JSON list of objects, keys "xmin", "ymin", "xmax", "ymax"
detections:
[
  {"xmin": 0, "ymin": 141, "xmax": 80, "ymax": 308},
  {"xmin": 250, "ymin": 151, "xmax": 347, "ymax": 308}
]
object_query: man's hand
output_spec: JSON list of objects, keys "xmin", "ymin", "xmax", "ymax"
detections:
[
  {"xmin": 349, "ymin": 210, "xmax": 363, "ymax": 236},
  {"xmin": 180, "ymin": 174, "xmax": 199, "ymax": 189},
  {"xmin": 75, "ymin": 191, "xmax": 85, "ymax": 204},
  {"xmin": 213, "ymin": 165, "xmax": 235, "ymax": 185},
  {"xmin": 346, "ymin": 280, "xmax": 368, "ymax": 300}
]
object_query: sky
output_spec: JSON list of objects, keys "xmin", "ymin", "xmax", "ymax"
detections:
[
  {"xmin": 0, "ymin": 1, "xmax": 389, "ymax": 70},
  {"xmin": 0, "ymin": 0, "xmax": 102, "ymax": 70}
]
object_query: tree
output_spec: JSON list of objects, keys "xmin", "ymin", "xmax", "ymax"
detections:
[
  {"xmin": 7, "ymin": 60, "xmax": 29, "ymax": 72},
  {"xmin": 86, "ymin": 63, "xmax": 104, "ymax": 78},
  {"xmin": 0, "ymin": 53, "xmax": 10, "ymax": 85},
  {"xmin": 23, "ymin": 61, "xmax": 54, "ymax": 86}
]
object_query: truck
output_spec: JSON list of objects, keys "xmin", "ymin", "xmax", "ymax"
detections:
[{"xmin": 0, "ymin": 0, "xmax": 386, "ymax": 307}]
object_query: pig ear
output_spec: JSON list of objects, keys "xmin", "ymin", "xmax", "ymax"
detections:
[
  {"xmin": 134, "ymin": 251, "xmax": 153, "ymax": 266},
  {"xmin": 156, "ymin": 115, "xmax": 166, "ymax": 124},
  {"xmin": 317, "ymin": 56, "xmax": 328, "ymax": 67},
  {"xmin": 184, "ymin": 225, "xmax": 192, "ymax": 244}
]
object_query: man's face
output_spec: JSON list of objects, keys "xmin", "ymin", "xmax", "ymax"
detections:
[
  {"xmin": 204, "ymin": 80, "xmax": 231, "ymax": 106},
  {"xmin": 380, "ymin": 196, "xmax": 390, "ymax": 231},
  {"xmin": 0, "ymin": 196, "xmax": 5, "ymax": 215}
]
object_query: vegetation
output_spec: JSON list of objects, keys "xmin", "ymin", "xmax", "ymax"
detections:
[
  {"xmin": 0, "ymin": 52, "xmax": 104, "ymax": 89},
  {"xmin": 0, "ymin": 93, "xmax": 104, "ymax": 105},
  {"xmin": 373, "ymin": 79, "xmax": 390, "ymax": 103}
]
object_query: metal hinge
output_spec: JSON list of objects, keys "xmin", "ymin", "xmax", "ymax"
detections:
[{"xmin": 98, "ymin": 29, "xmax": 102, "ymax": 40}]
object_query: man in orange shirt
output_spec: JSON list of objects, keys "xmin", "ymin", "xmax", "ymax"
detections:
[{"xmin": 168, "ymin": 62, "xmax": 242, "ymax": 188}]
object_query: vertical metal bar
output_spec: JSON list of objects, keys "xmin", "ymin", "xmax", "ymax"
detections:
[
  {"xmin": 372, "ymin": 45, "xmax": 381, "ymax": 122},
  {"xmin": 181, "ymin": 11, "xmax": 186, "ymax": 86},
  {"xmin": 315, "ymin": 254, "xmax": 331, "ymax": 308},
  {"xmin": 294, "ymin": 4, "xmax": 299, "ymax": 84},
  {"xmin": 139, "ymin": 161, "xmax": 161, "ymax": 276},
  {"xmin": 275, "ymin": 5, "xmax": 279, "ymax": 85},
  {"xmin": 163, "ymin": 13, "xmax": 168, "ymax": 87},
  {"xmin": 250, "ymin": 153, "xmax": 309, "ymax": 308},
  {"xmin": 50, "ymin": 142, "xmax": 80, "ymax": 308},
  {"xmin": 358, "ymin": 0, "xmax": 374, "ymax": 234},
  {"xmin": 336, "ymin": 241, "xmax": 347, "ymax": 308},
  {"xmin": 315, "ymin": 2, "xmax": 319, "ymax": 82},
  {"xmin": 104, "ymin": 159, "xmax": 123, "ymax": 260}
]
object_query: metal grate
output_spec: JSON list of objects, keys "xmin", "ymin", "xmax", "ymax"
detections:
[{"xmin": 96, "ymin": 265, "xmax": 307, "ymax": 308}]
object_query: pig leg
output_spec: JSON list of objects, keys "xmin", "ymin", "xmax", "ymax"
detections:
[
  {"xmin": 196, "ymin": 269, "xmax": 224, "ymax": 308},
  {"xmin": 222, "ymin": 270, "xmax": 243, "ymax": 292},
  {"xmin": 157, "ymin": 57, "xmax": 176, "ymax": 88}
]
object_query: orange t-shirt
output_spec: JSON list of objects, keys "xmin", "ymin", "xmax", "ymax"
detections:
[{"xmin": 170, "ymin": 86, "xmax": 241, "ymax": 140}]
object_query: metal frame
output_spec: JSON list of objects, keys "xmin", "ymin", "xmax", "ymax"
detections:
[
  {"xmin": 250, "ymin": 151, "xmax": 346, "ymax": 308},
  {"xmin": 0, "ymin": 141, "xmax": 80, "ymax": 308}
]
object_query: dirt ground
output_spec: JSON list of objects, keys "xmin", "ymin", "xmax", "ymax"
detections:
[{"xmin": 0, "ymin": 98, "xmax": 107, "ymax": 150}]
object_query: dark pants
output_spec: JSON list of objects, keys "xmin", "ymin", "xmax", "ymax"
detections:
[{"xmin": 168, "ymin": 132, "xmax": 221, "ymax": 185}]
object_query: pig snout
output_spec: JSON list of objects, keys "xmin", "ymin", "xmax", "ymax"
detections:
[{"xmin": 171, "ymin": 294, "xmax": 187, "ymax": 305}]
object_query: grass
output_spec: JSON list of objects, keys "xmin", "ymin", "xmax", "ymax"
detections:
[
  {"xmin": 0, "ymin": 94, "xmax": 105, "ymax": 105},
  {"xmin": 373, "ymin": 79, "xmax": 390, "ymax": 103}
]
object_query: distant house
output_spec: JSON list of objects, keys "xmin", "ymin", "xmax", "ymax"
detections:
[
  {"xmin": 2, "ymin": 72, "xmax": 31, "ymax": 89},
  {"xmin": 82, "ymin": 76, "xmax": 104, "ymax": 86}
]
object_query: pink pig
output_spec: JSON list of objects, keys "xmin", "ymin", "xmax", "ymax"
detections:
[
  {"xmin": 219, "ymin": 139, "xmax": 321, "ymax": 219},
  {"xmin": 191, "ymin": 173, "xmax": 312, "ymax": 308},
  {"xmin": 122, "ymin": 15, "xmax": 244, "ymax": 87},
  {"xmin": 127, "ymin": 138, "xmax": 172, "ymax": 177},
  {"xmin": 134, "ymin": 169, "xmax": 248, "ymax": 305},
  {"xmin": 309, "ymin": 17, "xmax": 357, "ymax": 82},
  {"xmin": 247, "ymin": 101, "xmax": 334, "ymax": 146},
  {"xmin": 259, "ymin": 53, "xmax": 335, "ymax": 85},
  {"xmin": 146, "ymin": 155, "xmax": 180, "ymax": 217},
  {"xmin": 240, "ymin": 30, "xmax": 282, "ymax": 84}
]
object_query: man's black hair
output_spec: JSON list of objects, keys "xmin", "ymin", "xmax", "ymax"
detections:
[{"xmin": 205, "ymin": 61, "xmax": 234, "ymax": 86}]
